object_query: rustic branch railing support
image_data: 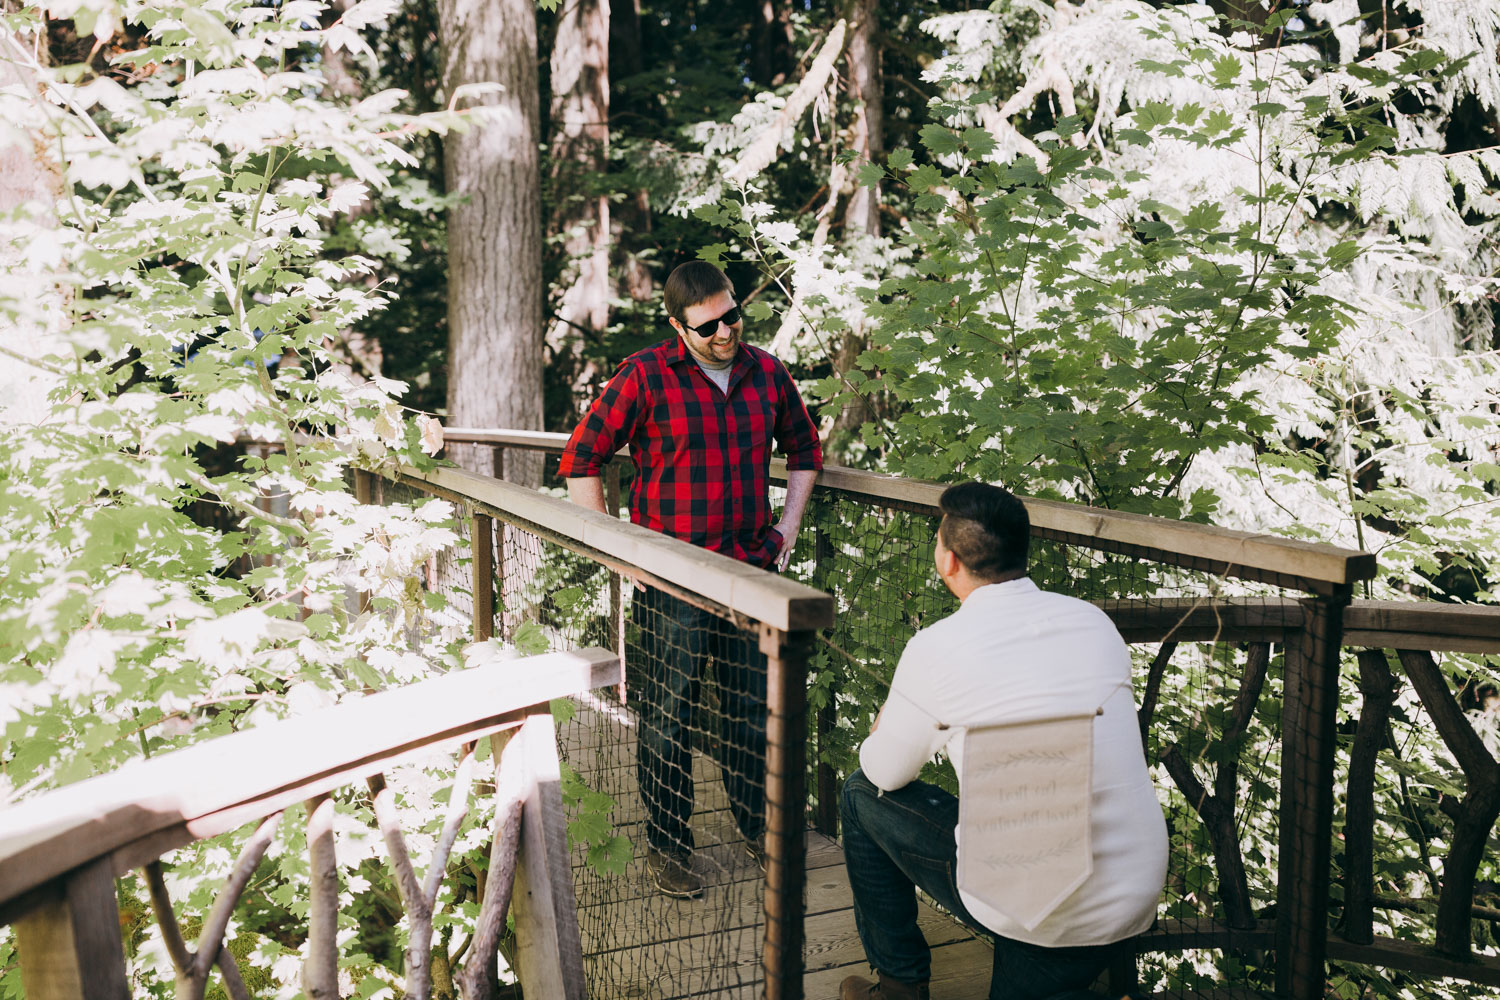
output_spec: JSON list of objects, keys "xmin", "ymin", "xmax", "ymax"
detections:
[
  {"xmin": 139, "ymin": 812, "xmax": 281, "ymax": 1000},
  {"xmin": 604, "ymin": 462, "xmax": 625, "ymax": 700},
  {"xmin": 1137, "ymin": 640, "xmax": 1179, "ymax": 752},
  {"xmin": 457, "ymin": 731, "xmax": 526, "ymax": 1000},
  {"xmin": 302, "ymin": 797, "xmax": 339, "ymax": 1000},
  {"xmin": 812, "ymin": 519, "xmax": 839, "ymax": 838},
  {"xmin": 143, "ymin": 862, "xmax": 253, "ymax": 1000},
  {"xmin": 1159, "ymin": 642, "xmax": 1269, "ymax": 931},
  {"xmin": 368, "ymin": 774, "xmax": 437, "ymax": 997},
  {"xmin": 1342, "ymin": 649, "xmax": 1398, "ymax": 944},
  {"xmin": 1398, "ymin": 647, "xmax": 1500, "ymax": 959},
  {"xmin": 1276, "ymin": 590, "xmax": 1351, "ymax": 999}
]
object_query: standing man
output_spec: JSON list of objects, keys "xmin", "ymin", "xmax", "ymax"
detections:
[
  {"xmin": 558, "ymin": 260, "xmax": 823, "ymax": 898},
  {"xmin": 839, "ymin": 483, "xmax": 1166, "ymax": 1000}
]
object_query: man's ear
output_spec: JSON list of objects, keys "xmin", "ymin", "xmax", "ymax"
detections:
[{"xmin": 936, "ymin": 545, "xmax": 959, "ymax": 580}]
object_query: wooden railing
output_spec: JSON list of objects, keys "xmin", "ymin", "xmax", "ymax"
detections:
[
  {"xmin": 366, "ymin": 457, "xmax": 837, "ymax": 1000},
  {"xmin": 1, "ymin": 646, "xmax": 622, "ymax": 1000},
  {"xmin": 442, "ymin": 427, "xmax": 1500, "ymax": 999}
]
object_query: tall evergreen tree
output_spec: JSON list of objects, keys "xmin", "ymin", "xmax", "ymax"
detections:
[
  {"xmin": 438, "ymin": 0, "xmax": 544, "ymax": 483},
  {"xmin": 546, "ymin": 0, "xmax": 610, "ymax": 399}
]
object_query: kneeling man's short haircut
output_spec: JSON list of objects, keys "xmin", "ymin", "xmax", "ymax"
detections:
[{"xmin": 938, "ymin": 482, "xmax": 1030, "ymax": 580}]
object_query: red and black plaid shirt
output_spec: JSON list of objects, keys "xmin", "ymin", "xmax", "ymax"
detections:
[{"xmin": 558, "ymin": 336, "xmax": 823, "ymax": 568}]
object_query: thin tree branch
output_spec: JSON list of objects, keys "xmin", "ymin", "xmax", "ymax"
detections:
[
  {"xmin": 0, "ymin": 343, "xmax": 68, "ymax": 376},
  {"xmin": 1137, "ymin": 641, "xmax": 1178, "ymax": 752},
  {"xmin": 457, "ymin": 732, "xmax": 527, "ymax": 999},
  {"xmin": 425, "ymin": 751, "xmax": 478, "ymax": 910},
  {"xmin": 144, "ymin": 860, "xmax": 256, "ymax": 1000},
  {"xmin": 303, "ymin": 795, "xmax": 339, "ymax": 1000},
  {"xmin": 726, "ymin": 20, "xmax": 849, "ymax": 186},
  {"xmin": 368, "ymin": 772, "xmax": 434, "ymax": 999},
  {"xmin": 187, "ymin": 813, "xmax": 282, "ymax": 997},
  {"xmin": 143, "ymin": 861, "xmax": 193, "ymax": 972},
  {"xmin": 1399, "ymin": 649, "xmax": 1495, "ymax": 778},
  {"xmin": 214, "ymin": 947, "xmax": 253, "ymax": 1000}
]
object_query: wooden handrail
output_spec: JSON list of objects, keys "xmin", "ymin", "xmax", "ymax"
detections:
[
  {"xmin": 398, "ymin": 463, "xmax": 835, "ymax": 631},
  {"xmin": 439, "ymin": 428, "xmax": 1377, "ymax": 589},
  {"xmin": 1094, "ymin": 597, "xmax": 1500, "ymax": 653},
  {"xmin": 0, "ymin": 646, "xmax": 621, "ymax": 919}
]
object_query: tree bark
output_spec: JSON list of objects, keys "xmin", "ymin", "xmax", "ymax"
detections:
[
  {"xmin": 546, "ymin": 0, "xmax": 610, "ymax": 401},
  {"xmin": 815, "ymin": 0, "xmax": 883, "ymax": 457},
  {"xmin": 439, "ymin": 0, "xmax": 544, "ymax": 485},
  {"xmin": 318, "ymin": 0, "xmax": 362, "ymax": 102},
  {"xmin": 843, "ymin": 0, "xmax": 882, "ymax": 239},
  {"xmin": 750, "ymin": 0, "xmax": 795, "ymax": 88},
  {"xmin": 609, "ymin": 0, "xmax": 642, "ymax": 82}
]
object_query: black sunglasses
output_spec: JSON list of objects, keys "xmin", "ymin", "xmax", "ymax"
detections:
[{"xmin": 681, "ymin": 305, "xmax": 741, "ymax": 338}]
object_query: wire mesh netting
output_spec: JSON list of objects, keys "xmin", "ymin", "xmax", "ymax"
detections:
[
  {"xmin": 378, "ymin": 469, "xmax": 778, "ymax": 999},
  {"xmin": 786, "ymin": 490, "xmax": 1296, "ymax": 999}
]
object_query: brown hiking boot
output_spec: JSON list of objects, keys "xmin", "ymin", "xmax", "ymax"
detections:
[
  {"xmin": 744, "ymin": 833, "xmax": 768, "ymax": 873},
  {"xmin": 839, "ymin": 972, "xmax": 930, "ymax": 1000},
  {"xmin": 646, "ymin": 849, "xmax": 703, "ymax": 899}
]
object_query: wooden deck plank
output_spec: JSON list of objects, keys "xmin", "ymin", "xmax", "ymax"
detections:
[
  {"xmin": 585, "ymin": 895, "xmax": 976, "ymax": 1000},
  {"xmin": 573, "ymin": 838, "xmax": 873, "ymax": 955},
  {"xmin": 803, "ymin": 937, "xmax": 993, "ymax": 1000}
]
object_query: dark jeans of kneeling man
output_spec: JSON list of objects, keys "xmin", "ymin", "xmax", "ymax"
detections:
[{"xmin": 841, "ymin": 769, "xmax": 1119, "ymax": 1000}]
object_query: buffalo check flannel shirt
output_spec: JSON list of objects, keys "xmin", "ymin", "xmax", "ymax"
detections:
[{"xmin": 557, "ymin": 336, "xmax": 823, "ymax": 569}]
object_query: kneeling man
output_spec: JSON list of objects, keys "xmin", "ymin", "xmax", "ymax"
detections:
[{"xmin": 840, "ymin": 483, "xmax": 1167, "ymax": 1000}]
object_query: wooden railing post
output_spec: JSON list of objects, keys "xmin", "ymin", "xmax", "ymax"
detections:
[
  {"xmin": 473, "ymin": 510, "xmax": 495, "ymax": 642},
  {"xmin": 812, "ymin": 521, "xmax": 838, "ymax": 838},
  {"xmin": 1342, "ymin": 649, "xmax": 1398, "ymax": 944},
  {"xmin": 14, "ymin": 858, "xmax": 129, "ymax": 1000},
  {"xmin": 353, "ymin": 469, "xmax": 373, "ymax": 614},
  {"xmin": 510, "ymin": 711, "xmax": 588, "ymax": 999},
  {"xmin": 604, "ymin": 463, "xmax": 625, "ymax": 701},
  {"xmin": 762, "ymin": 623, "xmax": 813, "ymax": 1000},
  {"xmin": 1276, "ymin": 587, "xmax": 1351, "ymax": 999}
]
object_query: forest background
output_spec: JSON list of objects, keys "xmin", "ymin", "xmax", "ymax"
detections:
[{"xmin": 1, "ymin": 0, "xmax": 1499, "ymax": 995}]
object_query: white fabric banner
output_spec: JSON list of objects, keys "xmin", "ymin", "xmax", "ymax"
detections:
[{"xmin": 956, "ymin": 713, "xmax": 1096, "ymax": 931}]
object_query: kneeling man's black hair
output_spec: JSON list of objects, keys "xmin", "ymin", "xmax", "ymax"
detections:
[{"xmin": 938, "ymin": 482, "xmax": 1030, "ymax": 580}]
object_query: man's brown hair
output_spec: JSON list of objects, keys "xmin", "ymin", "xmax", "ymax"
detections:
[{"xmin": 663, "ymin": 261, "xmax": 734, "ymax": 323}]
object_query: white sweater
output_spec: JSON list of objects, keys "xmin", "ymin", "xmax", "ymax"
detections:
[{"xmin": 857, "ymin": 577, "xmax": 1168, "ymax": 947}]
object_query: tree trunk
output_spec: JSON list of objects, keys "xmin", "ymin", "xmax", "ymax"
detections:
[
  {"xmin": 608, "ymin": 0, "xmax": 654, "ymax": 328},
  {"xmin": 0, "ymin": 14, "xmax": 65, "ymax": 427},
  {"xmin": 750, "ymin": 0, "xmax": 795, "ymax": 88},
  {"xmin": 438, "ymin": 0, "xmax": 544, "ymax": 485},
  {"xmin": 318, "ymin": 0, "xmax": 362, "ymax": 102},
  {"xmin": 825, "ymin": 0, "xmax": 883, "ymax": 457},
  {"xmin": 546, "ymin": 0, "xmax": 610, "ymax": 404},
  {"xmin": 843, "ymin": 0, "xmax": 882, "ymax": 239},
  {"xmin": 609, "ymin": 0, "xmax": 642, "ymax": 82}
]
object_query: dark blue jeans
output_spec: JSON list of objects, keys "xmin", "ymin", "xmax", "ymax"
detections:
[
  {"xmin": 634, "ymin": 586, "xmax": 768, "ymax": 854},
  {"xmin": 840, "ymin": 770, "xmax": 1113, "ymax": 999}
]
